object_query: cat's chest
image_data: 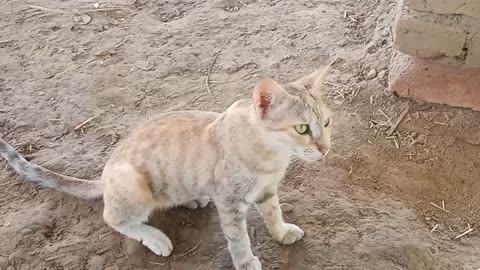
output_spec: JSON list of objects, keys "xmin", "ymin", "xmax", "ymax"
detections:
[{"xmin": 257, "ymin": 172, "xmax": 283, "ymax": 186}]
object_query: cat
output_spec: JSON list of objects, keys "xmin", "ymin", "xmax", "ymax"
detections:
[{"xmin": 0, "ymin": 63, "xmax": 332, "ymax": 270}]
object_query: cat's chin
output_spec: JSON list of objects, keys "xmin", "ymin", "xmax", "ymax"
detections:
[{"xmin": 293, "ymin": 155, "xmax": 323, "ymax": 163}]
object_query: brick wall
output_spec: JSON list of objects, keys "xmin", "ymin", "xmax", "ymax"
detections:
[
  {"xmin": 389, "ymin": 0, "xmax": 480, "ymax": 111},
  {"xmin": 393, "ymin": 0, "xmax": 480, "ymax": 67}
]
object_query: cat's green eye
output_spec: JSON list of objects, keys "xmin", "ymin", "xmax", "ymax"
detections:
[
  {"xmin": 294, "ymin": 124, "xmax": 309, "ymax": 135},
  {"xmin": 324, "ymin": 117, "xmax": 331, "ymax": 128}
]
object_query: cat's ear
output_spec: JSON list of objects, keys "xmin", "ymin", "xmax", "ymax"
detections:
[
  {"xmin": 293, "ymin": 62, "xmax": 333, "ymax": 90},
  {"xmin": 252, "ymin": 78, "xmax": 288, "ymax": 120}
]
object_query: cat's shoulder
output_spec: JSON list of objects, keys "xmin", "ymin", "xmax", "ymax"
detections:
[{"xmin": 226, "ymin": 99, "xmax": 252, "ymax": 112}]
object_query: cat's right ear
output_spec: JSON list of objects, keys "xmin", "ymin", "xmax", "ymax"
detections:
[{"xmin": 252, "ymin": 78, "xmax": 287, "ymax": 120}]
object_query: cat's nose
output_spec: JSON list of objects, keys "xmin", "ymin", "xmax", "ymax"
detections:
[{"xmin": 318, "ymin": 144, "xmax": 330, "ymax": 156}]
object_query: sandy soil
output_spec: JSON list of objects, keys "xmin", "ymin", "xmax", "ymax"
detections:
[{"xmin": 1, "ymin": 0, "xmax": 479, "ymax": 269}]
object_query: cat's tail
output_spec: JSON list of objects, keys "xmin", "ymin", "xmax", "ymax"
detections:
[{"xmin": 0, "ymin": 138, "xmax": 104, "ymax": 199}]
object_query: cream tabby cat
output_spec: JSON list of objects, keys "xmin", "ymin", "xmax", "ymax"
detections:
[{"xmin": 0, "ymin": 64, "xmax": 332, "ymax": 270}]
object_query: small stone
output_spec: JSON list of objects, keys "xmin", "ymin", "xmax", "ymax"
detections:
[
  {"xmin": 425, "ymin": 217, "xmax": 431, "ymax": 221},
  {"xmin": 366, "ymin": 45, "xmax": 377, "ymax": 54},
  {"xmin": 21, "ymin": 228, "xmax": 33, "ymax": 235},
  {"xmin": 378, "ymin": 70, "xmax": 387, "ymax": 79},
  {"xmin": 417, "ymin": 134, "xmax": 427, "ymax": 143},
  {"xmin": 93, "ymin": 3, "xmax": 100, "ymax": 9},
  {"xmin": 365, "ymin": 69, "xmax": 377, "ymax": 79},
  {"xmin": 38, "ymin": 91, "xmax": 45, "ymax": 96},
  {"xmin": 280, "ymin": 203, "xmax": 295, "ymax": 213},
  {"xmin": 444, "ymin": 137, "xmax": 455, "ymax": 147}
]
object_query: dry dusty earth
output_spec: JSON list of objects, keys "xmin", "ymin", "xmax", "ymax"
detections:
[{"xmin": 0, "ymin": 0, "xmax": 479, "ymax": 269}]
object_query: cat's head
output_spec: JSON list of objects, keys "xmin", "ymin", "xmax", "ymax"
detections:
[{"xmin": 252, "ymin": 64, "xmax": 332, "ymax": 162}]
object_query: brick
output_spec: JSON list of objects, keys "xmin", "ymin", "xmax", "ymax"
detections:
[
  {"xmin": 404, "ymin": 0, "xmax": 480, "ymax": 20},
  {"xmin": 389, "ymin": 52, "xmax": 480, "ymax": 111},
  {"xmin": 393, "ymin": 7, "xmax": 467, "ymax": 58},
  {"xmin": 466, "ymin": 32, "xmax": 480, "ymax": 67}
]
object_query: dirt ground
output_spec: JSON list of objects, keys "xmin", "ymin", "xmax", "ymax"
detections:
[{"xmin": 0, "ymin": 0, "xmax": 479, "ymax": 269}]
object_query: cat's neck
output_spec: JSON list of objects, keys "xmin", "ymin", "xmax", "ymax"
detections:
[{"xmin": 219, "ymin": 101, "xmax": 292, "ymax": 173}]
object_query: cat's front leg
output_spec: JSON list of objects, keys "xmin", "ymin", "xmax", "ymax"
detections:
[
  {"xmin": 215, "ymin": 197, "xmax": 261, "ymax": 270},
  {"xmin": 255, "ymin": 189, "xmax": 304, "ymax": 245}
]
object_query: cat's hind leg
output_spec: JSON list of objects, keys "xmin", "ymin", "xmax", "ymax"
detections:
[{"xmin": 102, "ymin": 165, "xmax": 173, "ymax": 256}]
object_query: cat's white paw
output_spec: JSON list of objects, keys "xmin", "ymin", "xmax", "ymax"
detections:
[
  {"xmin": 279, "ymin": 223, "xmax": 304, "ymax": 245},
  {"xmin": 183, "ymin": 197, "xmax": 210, "ymax": 209},
  {"xmin": 142, "ymin": 231, "xmax": 173, "ymax": 257},
  {"xmin": 237, "ymin": 256, "xmax": 262, "ymax": 270}
]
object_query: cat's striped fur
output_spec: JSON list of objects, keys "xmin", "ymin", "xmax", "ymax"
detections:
[{"xmin": 0, "ymin": 64, "xmax": 332, "ymax": 270}]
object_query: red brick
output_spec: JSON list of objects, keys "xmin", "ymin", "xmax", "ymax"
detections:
[{"xmin": 389, "ymin": 52, "xmax": 480, "ymax": 111}]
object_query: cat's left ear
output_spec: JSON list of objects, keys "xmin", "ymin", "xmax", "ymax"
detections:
[
  {"xmin": 252, "ymin": 78, "xmax": 288, "ymax": 120},
  {"xmin": 292, "ymin": 61, "xmax": 333, "ymax": 90}
]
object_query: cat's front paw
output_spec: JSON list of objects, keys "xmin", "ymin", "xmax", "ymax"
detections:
[
  {"xmin": 279, "ymin": 223, "xmax": 304, "ymax": 245},
  {"xmin": 183, "ymin": 196, "xmax": 210, "ymax": 209},
  {"xmin": 237, "ymin": 256, "xmax": 262, "ymax": 270}
]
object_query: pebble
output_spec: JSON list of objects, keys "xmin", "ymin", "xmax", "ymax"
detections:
[
  {"xmin": 417, "ymin": 134, "xmax": 427, "ymax": 143},
  {"xmin": 365, "ymin": 69, "xmax": 377, "ymax": 79},
  {"xmin": 444, "ymin": 137, "xmax": 455, "ymax": 147},
  {"xmin": 280, "ymin": 203, "xmax": 295, "ymax": 213},
  {"xmin": 377, "ymin": 70, "xmax": 387, "ymax": 79},
  {"xmin": 21, "ymin": 228, "xmax": 33, "ymax": 235}
]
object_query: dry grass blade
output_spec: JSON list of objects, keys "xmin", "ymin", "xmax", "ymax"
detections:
[
  {"xmin": 28, "ymin": 5, "xmax": 68, "ymax": 13},
  {"xmin": 205, "ymin": 52, "xmax": 220, "ymax": 94},
  {"xmin": 176, "ymin": 241, "xmax": 203, "ymax": 258},
  {"xmin": 149, "ymin": 261, "xmax": 166, "ymax": 266},
  {"xmin": 429, "ymin": 202, "xmax": 450, "ymax": 213},
  {"xmin": 74, "ymin": 116, "xmax": 95, "ymax": 131},
  {"xmin": 387, "ymin": 106, "xmax": 409, "ymax": 136},
  {"xmin": 454, "ymin": 227, "xmax": 473, "ymax": 240}
]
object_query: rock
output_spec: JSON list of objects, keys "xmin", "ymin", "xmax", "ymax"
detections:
[
  {"xmin": 417, "ymin": 134, "xmax": 427, "ymax": 144},
  {"xmin": 444, "ymin": 137, "xmax": 455, "ymax": 147},
  {"xmin": 21, "ymin": 228, "xmax": 33, "ymax": 235},
  {"xmin": 280, "ymin": 203, "xmax": 295, "ymax": 213},
  {"xmin": 365, "ymin": 69, "xmax": 377, "ymax": 79},
  {"xmin": 378, "ymin": 70, "xmax": 387, "ymax": 79}
]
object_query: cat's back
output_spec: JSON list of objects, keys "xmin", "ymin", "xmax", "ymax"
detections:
[{"xmin": 109, "ymin": 110, "xmax": 220, "ymax": 164}]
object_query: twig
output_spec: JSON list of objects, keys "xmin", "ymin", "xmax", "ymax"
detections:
[
  {"xmin": 205, "ymin": 52, "xmax": 220, "ymax": 95},
  {"xmin": 28, "ymin": 5, "xmax": 67, "ymax": 13},
  {"xmin": 430, "ymin": 224, "xmax": 439, "ymax": 233},
  {"xmin": 81, "ymin": 7, "xmax": 128, "ymax": 12},
  {"xmin": 387, "ymin": 106, "xmax": 409, "ymax": 136},
  {"xmin": 429, "ymin": 202, "xmax": 450, "ymax": 213},
  {"xmin": 96, "ymin": 247, "xmax": 110, "ymax": 255},
  {"xmin": 454, "ymin": 225, "xmax": 473, "ymax": 240},
  {"xmin": 74, "ymin": 116, "xmax": 95, "ymax": 131},
  {"xmin": 176, "ymin": 241, "xmax": 203, "ymax": 258},
  {"xmin": 321, "ymin": 80, "xmax": 344, "ymax": 88},
  {"xmin": 378, "ymin": 109, "xmax": 391, "ymax": 122},
  {"xmin": 271, "ymin": 0, "xmax": 282, "ymax": 5},
  {"xmin": 149, "ymin": 261, "xmax": 166, "ymax": 266},
  {"xmin": 45, "ymin": 254, "xmax": 66, "ymax": 262}
]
